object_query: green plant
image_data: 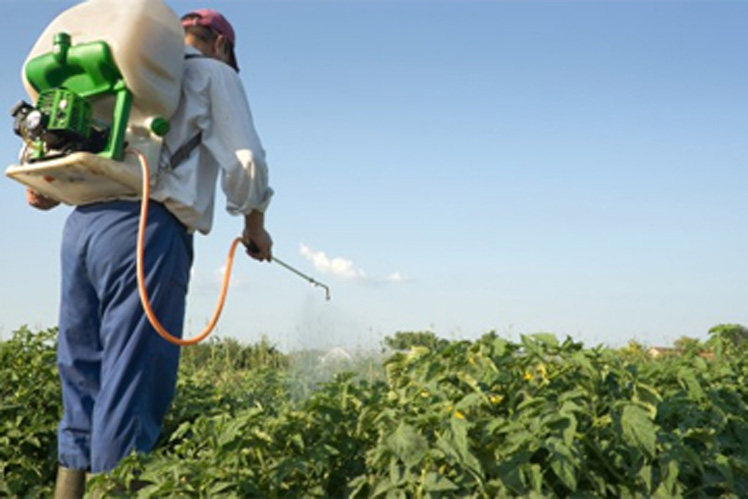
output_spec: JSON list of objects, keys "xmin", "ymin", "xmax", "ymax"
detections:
[
  {"xmin": 0, "ymin": 326, "xmax": 60, "ymax": 497},
  {"xmin": 6, "ymin": 325, "xmax": 748, "ymax": 497}
]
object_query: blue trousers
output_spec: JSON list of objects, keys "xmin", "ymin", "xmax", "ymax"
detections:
[{"xmin": 57, "ymin": 200, "xmax": 193, "ymax": 473}]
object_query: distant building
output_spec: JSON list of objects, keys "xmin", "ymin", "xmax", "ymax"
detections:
[
  {"xmin": 647, "ymin": 346, "xmax": 715, "ymax": 360},
  {"xmin": 647, "ymin": 347, "xmax": 677, "ymax": 358}
]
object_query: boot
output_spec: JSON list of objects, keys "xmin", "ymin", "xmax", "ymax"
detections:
[{"xmin": 53, "ymin": 466, "xmax": 86, "ymax": 499}]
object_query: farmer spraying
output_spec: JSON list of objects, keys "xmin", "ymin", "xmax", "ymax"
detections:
[{"xmin": 20, "ymin": 3, "xmax": 273, "ymax": 495}]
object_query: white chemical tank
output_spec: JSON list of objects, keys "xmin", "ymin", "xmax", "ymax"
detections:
[
  {"xmin": 7, "ymin": 0, "xmax": 187, "ymax": 205},
  {"xmin": 23, "ymin": 0, "xmax": 184, "ymax": 126}
]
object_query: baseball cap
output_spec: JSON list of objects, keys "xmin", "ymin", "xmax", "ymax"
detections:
[{"xmin": 181, "ymin": 9, "xmax": 239, "ymax": 72}]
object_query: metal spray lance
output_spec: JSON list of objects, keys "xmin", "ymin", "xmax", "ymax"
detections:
[{"xmin": 246, "ymin": 241, "xmax": 331, "ymax": 300}]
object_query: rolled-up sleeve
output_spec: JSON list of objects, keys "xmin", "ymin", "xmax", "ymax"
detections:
[{"xmin": 203, "ymin": 67, "xmax": 273, "ymax": 214}]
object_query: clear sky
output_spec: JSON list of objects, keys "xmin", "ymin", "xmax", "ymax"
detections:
[{"xmin": 1, "ymin": 0, "xmax": 746, "ymax": 352}]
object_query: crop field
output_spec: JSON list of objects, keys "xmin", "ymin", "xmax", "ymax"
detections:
[{"xmin": 2, "ymin": 325, "xmax": 748, "ymax": 497}]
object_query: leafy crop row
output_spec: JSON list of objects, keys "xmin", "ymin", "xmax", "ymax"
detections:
[{"xmin": 2, "ymin": 326, "xmax": 748, "ymax": 497}]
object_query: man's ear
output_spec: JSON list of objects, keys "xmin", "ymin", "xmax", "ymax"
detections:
[{"xmin": 214, "ymin": 34, "xmax": 230, "ymax": 58}]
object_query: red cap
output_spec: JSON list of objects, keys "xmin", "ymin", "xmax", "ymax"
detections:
[{"xmin": 182, "ymin": 9, "xmax": 239, "ymax": 72}]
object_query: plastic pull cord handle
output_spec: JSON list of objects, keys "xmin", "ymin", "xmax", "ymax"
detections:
[{"xmin": 130, "ymin": 148, "xmax": 241, "ymax": 346}]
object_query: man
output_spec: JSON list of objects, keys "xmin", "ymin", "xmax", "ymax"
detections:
[{"xmin": 26, "ymin": 9, "xmax": 273, "ymax": 497}]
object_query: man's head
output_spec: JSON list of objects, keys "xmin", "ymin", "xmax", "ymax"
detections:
[{"xmin": 181, "ymin": 9, "xmax": 239, "ymax": 72}]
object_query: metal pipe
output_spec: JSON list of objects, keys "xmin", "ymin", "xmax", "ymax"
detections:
[{"xmin": 272, "ymin": 256, "xmax": 331, "ymax": 301}]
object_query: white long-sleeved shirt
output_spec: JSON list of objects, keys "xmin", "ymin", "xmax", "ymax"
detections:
[{"xmin": 151, "ymin": 45, "xmax": 273, "ymax": 234}]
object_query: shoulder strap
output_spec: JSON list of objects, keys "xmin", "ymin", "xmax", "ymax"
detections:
[
  {"xmin": 168, "ymin": 132, "xmax": 202, "ymax": 170},
  {"xmin": 167, "ymin": 53, "xmax": 208, "ymax": 170}
]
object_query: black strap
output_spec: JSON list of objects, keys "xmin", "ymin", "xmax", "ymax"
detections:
[
  {"xmin": 168, "ymin": 132, "xmax": 202, "ymax": 170},
  {"xmin": 166, "ymin": 53, "xmax": 208, "ymax": 170}
]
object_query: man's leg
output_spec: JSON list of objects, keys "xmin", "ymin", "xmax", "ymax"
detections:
[
  {"xmin": 84, "ymin": 201, "xmax": 193, "ymax": 473},
  {"xmin": 57, "ymin": 208, "xmax": 102, "ymax": 472}
]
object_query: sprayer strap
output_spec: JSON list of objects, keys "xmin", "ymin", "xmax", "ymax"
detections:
[
  {"xmin": 168, "ymin": 132, "xmax": 203, "ymax": 170},
  {"xmin": 166, "ymin": 53, "xmax": 209, "ymax": 170}
]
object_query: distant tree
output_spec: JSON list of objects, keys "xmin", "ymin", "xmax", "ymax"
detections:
[
  {"xmin": 673, "ymin": 336, "xmax": 704, "ymax": 355},
  {"xmin": 617, "ymin": 340, "xmax": 650, "ymax": 362},
  {"xmin": 384, "ymin": 331, "xmax": 447, "ymax": 351},
  {"xmin": 707, "ymin": 324, "xmax": 748, "ymax": 355}
]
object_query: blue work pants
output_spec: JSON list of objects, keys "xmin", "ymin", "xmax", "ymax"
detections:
[{"xmin": 56, "ymin": 200, "xmax": 193, "ymax": 473}]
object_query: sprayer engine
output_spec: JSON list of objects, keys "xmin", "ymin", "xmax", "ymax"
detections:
[{"xmin": 11, "ymin": 88, "xmax": 108, "ymax": 162}]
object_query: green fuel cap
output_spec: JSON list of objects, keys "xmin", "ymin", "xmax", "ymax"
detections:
[{"xmin": 149, "ymin": 117, "xmax": 170, "ymax": 137}]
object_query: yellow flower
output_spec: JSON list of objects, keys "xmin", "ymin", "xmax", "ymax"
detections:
[
  {"xmin": 489, "ymin": 394, "xmax": 504, "ymax": 405},
  {"xmin": 454, "ymin": 410, "xmax": 466, "ymax": 420},
  {"xmin": 523, "ymin": 372, "xmax": 533, "ymax": 381}
]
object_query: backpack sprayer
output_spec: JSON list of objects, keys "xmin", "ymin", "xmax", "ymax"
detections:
[{"xmin": 7, "ymin": 0, "xmax": 329, "ymax": 346}]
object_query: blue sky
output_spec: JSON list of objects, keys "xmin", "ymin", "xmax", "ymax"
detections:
[{"xmin": 1, "ymin": 0, "xmax": 746, "ymax": 351}]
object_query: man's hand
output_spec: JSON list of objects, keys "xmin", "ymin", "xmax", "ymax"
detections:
[
  {"xmin": 26, "ymin": 188, "xmax": 60, "ymax": 210},
  {"xmin": 242, "ymin": 210, "xmax": 273, "ymax": 262},
  {"xmin": 243, "ymin": 227, "xmax": 273, "ymax": 262}
]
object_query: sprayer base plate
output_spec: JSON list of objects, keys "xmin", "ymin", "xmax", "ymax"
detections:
[{"xmin": 6, "ymin": 152, "xmax": 143, "ymax": 206}]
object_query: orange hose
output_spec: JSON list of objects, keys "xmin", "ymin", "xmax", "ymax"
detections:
[{"xmin": 130, "ymin": 148, "xmax": 242, "ymax": 346}]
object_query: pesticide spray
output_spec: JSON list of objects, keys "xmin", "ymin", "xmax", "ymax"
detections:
[{"xmin": 7, "ymin": 0, "xmax": 329, "ymax": 345}]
